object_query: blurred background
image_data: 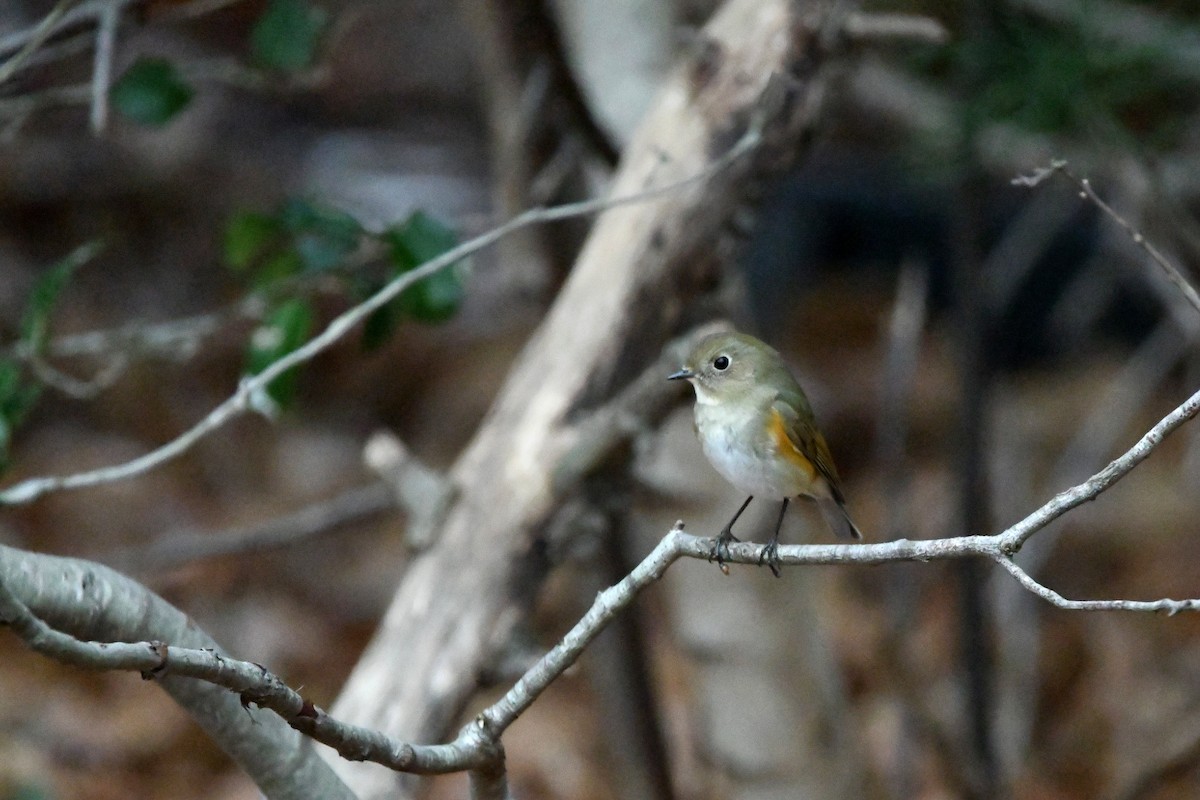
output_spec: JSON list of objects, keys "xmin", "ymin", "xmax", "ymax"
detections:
[{"xmin": 2, "ymin": 0, "xmax": 1200, "ymax": 798}]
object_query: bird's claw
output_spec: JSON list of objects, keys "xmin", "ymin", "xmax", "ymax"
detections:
[
  {"xmin": 757, "ymin": 540, "xmax": 781, "ymax": 578},
  {"xmin": 708, "ymin": 529, "xmax": 740, "ymax": 570}
]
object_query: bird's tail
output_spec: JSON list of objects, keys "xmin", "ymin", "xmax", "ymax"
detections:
[{"xmin": 817, "ymin": 497, "xmax": 862, "ymax": 540}]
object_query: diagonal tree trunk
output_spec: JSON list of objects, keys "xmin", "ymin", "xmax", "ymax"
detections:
[{"xmin": 329, "ymin": 1, "xmax": 837, "ymax": 795}]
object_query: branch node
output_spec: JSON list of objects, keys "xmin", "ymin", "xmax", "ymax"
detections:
[{"xmin": 141, "ymin": 640, "xmax": 169, "ymax": 680}]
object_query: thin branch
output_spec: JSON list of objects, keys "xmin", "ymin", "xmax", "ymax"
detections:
[
  {"xmin": 0, "ymin": 0, "xmax": 75, "ymax": 84},
  {"xmin": 841, "ymin": 12, "xmax": 949, "ymax": 45},
  {"xmin": 0, "ymin": 544, "xmax": 355, "ymax": 799},
  {"xmin": 0, "ymin": 0, "xmax": 134, "ymax": 60},
  {"xmin": 999, "ymin": 384, "xmax": 1200, "ymax": 552},
  {"xmin": 362, "ymin": 431, "xmax": 455, "ymax": 550},
  {"xmin": 989, "ymin": 556, "xmax": 1200, "ymax": 614},
  {"xmin": 150, "ymin": 0, "xmax": 246, "ymax": 24},
  {"xmin": 8, "ymin": 494, "xmax": 1200, "ymax": 779},
  {"xmin": 1014, "ymin": 161, "xmax": 1200, "ymax": 317},
  {"xmin": 875, "ymin": 259, "xmax": 928, "ymax": 540},
  {"xmin": 0, "ymin": 122, "xmax": 762, "ymax": 506},
  {"xmin": 28, "ymin": 351, "xmax": 129, "ymax": 398},
  {"xmin": 88, "ymin": 0, "xmax": 120, "ymax": 133},
  {"xmin": 114, "ymin": 481, "xmax": 396, "ymax": 571}
]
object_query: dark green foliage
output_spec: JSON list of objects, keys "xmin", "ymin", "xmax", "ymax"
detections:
[
  {"xmin": 0, "ymin": 242, "xmax": 102, "ymax": 472},
  {"xmin": 224, "ymin": 198, "xmax": 466, "ymax": 398},
  {"xmin": 110, "ymin": 58, "xmax": 194, "ymax": 126},
  {"xmin": 0, "ymin": 360, "xmax": 41, "ymax": 473},
  {"xmin": 224, "ymin": 212, "xmax": 281, "ymax": 272},
  {"xmin": 22, "ymin": 242, "xmax": 101, "ymax": 353},
  {"xmin": 279, "ymin": 198, "xmax": 363, "ymax": 274},
  {"xmin": 907, "ymin": 7, "xmax": 1197, "ymax": 152},
  {"xmin": 223, "ymin": 198, "xmax": 363, "ymax": 285},
  {"xmin": 383, "ymin": 211, "xmax": 466, "ymax": 324},
  {"xmin": 251, "ymin": 0, "xmax": 329, "ymax": 72}
]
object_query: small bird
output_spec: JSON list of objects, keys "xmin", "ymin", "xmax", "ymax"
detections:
[{"xmin": 668, "ymin": 331, "xmax": 861, "ymax": 575}]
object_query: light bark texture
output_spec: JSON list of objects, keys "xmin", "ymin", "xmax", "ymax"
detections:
[{"xmin": 0, "ymin": 544, "xmax": 355, "ymax": 800}]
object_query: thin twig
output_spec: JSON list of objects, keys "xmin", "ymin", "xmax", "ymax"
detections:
[
  {"xmin": 88, "ymin": 0, "xmax": 120, "ymax": 133},
  {"xmin": 841, "ymin": 12, "xmax": 949, "ymax": 45},
  {"xmin": 875, "ymin": 259, "xmax": 928, "ymax": 540},
  {"xmin": 999, "ymin": 384, "xmax": 1200, "ymax": 552},
  {"xmin": 0, "ymin": 123, "xmax": 762, "ymax": 505},
  {"xmin": 0, "ymin": 0, "xmax": 75, "ymax": 84},
  {"xmin": 28, "ymin": 352, "xmax": 129, "ymax": 399},
  {"xmin": 988, "ymin": 556, "xmax": 1199, "ymax": 614},
  {"xmin": 114, "ymin": 481, "xmax": 396, "ymax": 571},
  {"xmin": 0, "ymin": 0, "xmax": 135, "ymax": 60},
  {"xmin": 1014, "ymin": 161, "xmax": 1200, "ymax": 316}
]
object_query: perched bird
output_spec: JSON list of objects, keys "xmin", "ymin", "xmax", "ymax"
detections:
[{"xmin": 668, "ymin": 331, "xmax": 861, "ymax": 575}]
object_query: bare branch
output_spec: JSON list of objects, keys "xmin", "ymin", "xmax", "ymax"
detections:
[
  {"xmin": 88, "ymin": 0, "xmax": 120, "ymax": 133},
  {"xmin": 363, "ymin": 431, "xmax": 455, "ymax": 549},
  {"xmin": 115, "ymin": 481, "xmax": 396, "ymax": 571},
  {"xmin": 0, "ymin": 544, "xmax": 355, "ymax": 799},
  {"xmin": 28, "ymin": 351, "xmax": 129, "ymax": 398},
  {"xmin": 841, "ymin": 12, "xmax": 949, "ymax": 45},
  {"xmin": 0, "ymin": 0, "xmax": 75, "ymax": 84},
  {"xmin": 0, "ymin": 121, "xmax": 761, "ymax": 506},
  {"xmin": 1014, "ymin": 160, "xmax": 1200, "ymax": 317},
  {"xmin": 999, "ymin": 384, "xmax": 1200, "ymax": 552},
  {"xmin": 989, "ymin": 556, "xmax": 1200, "ymax": 614},
  {"xmin": 9, "ymin": 489, "xmax": 1198, "ymax": 784}
]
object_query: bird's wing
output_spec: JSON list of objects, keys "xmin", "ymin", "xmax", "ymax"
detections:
[{"xmin": 769, "ymin": 396, "xmax": 846, "ymax": 503}]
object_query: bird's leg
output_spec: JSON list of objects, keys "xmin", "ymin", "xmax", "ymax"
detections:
[
  {"xmin": 710, "ymin": 495, "xmax": 752, "ymax": 568},
  {"xmin": 757, "ymin": 498, "xmax": 788, "ymax": 578}
]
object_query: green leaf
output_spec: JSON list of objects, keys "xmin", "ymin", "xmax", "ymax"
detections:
[
  {"xmin": 0, "ymin": 359, "xmax": 42, "ymax": 475},
  {"xmin": 245, "ymin": 297, "xmax": 314, "ymax": 409},
  {"xmin": 251, "ymin": 0, "xmax": 328, "ymax": 72},
  {"xmin": 361, "ymin": 300, "xmax": 397, "ymax": 351},
  {"xmin": 110, "ymin": 58, "xmax": 194, "ymax": 126},
  {"xmin": 384, "ymin": 211, "xmax": 466, "ymax": 324},
  {"xmin": 225, "ymin": 212, "xmax": 281, "ymax": 271},
  {"xmin": 280, "ymin": 198, "xmax": 362, "ymax": 273},
  {"xmin": 0, "ymin": 361, "xmax": 18, "ymax": 406},
  {"xmin": 0, "ymin": 359, "xmax": 39, "ymax": 423},
  {"xmin": 255, "ymin": 250, "xmax": 305, "ymax": 288},
  {"xmin": 22, "ymin": 241, "xmax": 103, "ymax": 353},
  {"xmin": 4, "ymin": 381, "xmax": 42, "ymax": 426},
  {"xmin": 389, "ymin": 211, "xmax": 459, "ymax": 266},
  {"xmin": 0, "ymin": 415, "xmax": 10, "ymax": 474}
]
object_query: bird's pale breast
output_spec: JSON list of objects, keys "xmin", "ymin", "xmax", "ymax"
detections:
[{"xmin": 694, "ymin": 398, "xmax": 823, "ymax": 500}]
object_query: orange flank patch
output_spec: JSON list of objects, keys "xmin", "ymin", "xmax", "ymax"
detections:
[{"xmin": 767, "ymin": 408, "xmax": 819, "ymax": 482}]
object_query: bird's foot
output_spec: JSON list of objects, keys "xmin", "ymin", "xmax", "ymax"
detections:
[
  {"xmin": 757, "ymin": 539, "xmax": 781, "ymax": 578},
  {"xmin": 708, "ymin": 528, "xmax": 740, "ymax": 570}
]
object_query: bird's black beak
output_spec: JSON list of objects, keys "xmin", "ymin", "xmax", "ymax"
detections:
[{"xmin": 667, "ymin": 368, "xmax": 694, "ymax": 381}]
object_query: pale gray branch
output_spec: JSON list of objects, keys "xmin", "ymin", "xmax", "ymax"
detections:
[
  {"xmin": 0, "ymin": 544, "xmax": 355, "ymax": 800},
  {"xmin": 115, "ymin": 481, "xmax": 397, "ymax": 571},
  {"xmin": 1014, "ymin": 161, "xmax": 1200, "ymax": 317},
  {"xmin": 841, "ymin": 12, "xmax": 949, "ymax": 45},
  {"xmin": 9, "ymin": 501, "xmax": 1198, "ymax": 786},
  {"xmin": 989, "ymin": 556, "xmax": 1200, "ymax": 614},
  {"xmin": 0, "ymin": 0, "xmax": 75, "ymax": 84},
  {"xmin": 88, "ymin": 0, "xmax": 119, "ymax": 133},
  {"xmin": 999, "ymin": 384, "xmax": 1200, "ymax": 552}
]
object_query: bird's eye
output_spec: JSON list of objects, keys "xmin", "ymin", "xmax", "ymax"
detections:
[{"xmin": 713, "ymin": 355, "xmax": 730, "ymax": 371}]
